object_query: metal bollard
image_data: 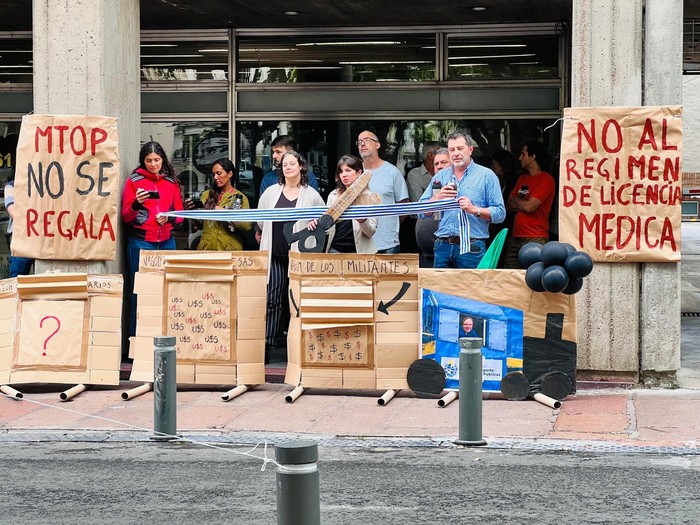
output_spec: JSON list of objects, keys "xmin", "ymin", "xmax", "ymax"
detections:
[
  {"xmin": 151, "ymin": 336, "xmax": 178, "ymax": 441},
  {"xmin": 454, "ymin": 337, "xmax": 487, "ymax": 447},
  {"xmin": 275, "ymin": 440, "xmax": 320, "ymax": 525}
]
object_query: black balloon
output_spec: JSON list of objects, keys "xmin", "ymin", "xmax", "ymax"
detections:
[
  {"xmin": 525, "ymin": 262, "xmax": 546, "ymax": 292},
  {"xmin": 540, "ymin": 242, "xmax": 569, "ymax": 267},
  {"xmin": 565, "ymin": 251, "xmax": 593, "ymax": 278},
  {"xmin": 518, "ymin": 242, "xmax": 543, "ymax": 269},
  {"xmin": 563, "ymin": 276, "xmax": 584, "ymax": 295},
  {"xmin": 561, "ymin": 243, "xmax": 577, "ymax": 257},
  {"xmin": 542, "ymin": 265, "xmax": 569, "ymax": 293}
]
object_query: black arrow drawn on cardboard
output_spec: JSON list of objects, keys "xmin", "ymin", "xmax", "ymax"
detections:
[
  {"xmin": 289, "ymin": 288, "xmax": 300, "ymax": 317},
  {"xmin": 377, "ymin": 281, "xmax": 411, "ymax": 315}
]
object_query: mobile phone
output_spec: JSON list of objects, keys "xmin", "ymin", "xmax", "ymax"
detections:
[
  {"xmin": 148, "ymin": 190, "xmax": 160, "ymax": 199},
  {"xmin": 192, "ymin": 199, "xmax": 204, "ymax": 209}
]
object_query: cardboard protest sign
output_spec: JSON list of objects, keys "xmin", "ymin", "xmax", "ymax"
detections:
[
  {"xmin": 559, "ymin": 106, "xmax": 682, "ymax": 262},
  {"xmin": 12, "ymin": 114, "xmax": 120, "ymax": 260},
  {"xmin": 0, "ymin": 273, "xmax": 123, "ymax": 386},
  {"xmin": 419, "ymin": 269, "xmax": 577, "ymax": 395},
  {"xmin": 287, "ymin": 253, "xmax": 419, "ymax": 390},
  {"xmin": 128, "ymin": 251, "xmax": 267, "ymax": 386}
]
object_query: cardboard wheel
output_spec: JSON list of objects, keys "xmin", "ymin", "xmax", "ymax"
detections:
[
  {"xmin": 540, "ymin": 371, "xmax": 573, "ymax": 401},
  {"xmin": 407, "ymin": 359, "xmax": 446, "ymax": 398},
  {"xmin": 500, "ymin": 371, "xmax": 530, "ymax": 401}
]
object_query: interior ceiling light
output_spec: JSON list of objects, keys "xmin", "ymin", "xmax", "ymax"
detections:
[
  {"xmin": 340, "ymin": 60, "xmax": 430, "ymax": 65},
  {"xmin": 472, "ymin": 6, "xmax": 487, "ymax": 11},
  {"xmin": 422, "ymin": 44, "xmax": 525, "ymax": 50},
  {"xmin": 239, "ymin": 48, "xmax": 298, "ymax": 52},
  {"xmin": 284, "ymin": 10, "xmax": 300, "ymax": 15},
  {"xmin": 297, "ymin": 41, "xmax": 402, "ymax": 47},
  {"xmin": 198, "ymin": 48, "xmax": 228, "ymax": 53},
  {"xmin": 140, "ymin": 54, "xmax": 203, "ymax": 58},
  {"xmin": 140, "ymin": 44, "xmax": 178, "ymax": 47},
  {"xmin": 142, "ymin": 63, "xmax": 226, "ymax": 67},
  {"xmin": 449, "ymin": 53, "xmax": 535, "ymax": 60}
]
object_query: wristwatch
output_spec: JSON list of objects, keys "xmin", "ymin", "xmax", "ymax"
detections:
[{"xmin": 474, "ymin": 207, "xmax": 481, "ymax": 218}]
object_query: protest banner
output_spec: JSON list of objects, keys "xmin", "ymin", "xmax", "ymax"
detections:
[
  {"xmin": 11, "ymin": 114, "xmax": 120, "ymax": 260},
  {"xmin": 559, "ymin": 106, "xmax": 682, "ymax": 262}
]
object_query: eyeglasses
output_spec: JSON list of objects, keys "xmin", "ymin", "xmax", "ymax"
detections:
[{"xmin": 356, "ymin": 138, "xmax": 379, "ymax": 146}]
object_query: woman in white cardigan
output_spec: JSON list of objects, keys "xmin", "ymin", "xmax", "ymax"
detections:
[
  {"xmin": 310, "ymin": 154, "xmax": 379, "ymax": 254},
  {"xmin": 257, "ymin": 151, "xmax": 325, "ymax": 363}
]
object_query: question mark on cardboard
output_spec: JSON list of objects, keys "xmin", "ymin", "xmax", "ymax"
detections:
[{"xmin": 39, "ymin": 315, "xmax": 61, "ymax": 357}]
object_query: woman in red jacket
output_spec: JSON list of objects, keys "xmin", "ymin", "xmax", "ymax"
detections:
[{"xmin": 121, "ymin": 141, "xmax": 184, "ymax": 336}]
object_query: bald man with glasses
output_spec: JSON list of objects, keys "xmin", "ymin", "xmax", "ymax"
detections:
[{"xmin": 356, "ymin": 130, "xmax": 409, "ymax": 254}]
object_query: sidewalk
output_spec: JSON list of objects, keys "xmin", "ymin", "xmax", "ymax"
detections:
[{"xmin": 2, "ymin": 380, "xmax": 699, "ymax": 453}]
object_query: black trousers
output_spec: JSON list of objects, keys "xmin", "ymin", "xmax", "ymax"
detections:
[{"xmin": 265, "ymin": 254, "xmax": 290, "ymax": 346}]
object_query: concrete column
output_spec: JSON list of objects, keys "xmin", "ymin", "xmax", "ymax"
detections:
[
  {"xmin": 640, "ymin": 0, "xmax": 683, "ymax": 383},
  {"xmin": 571, "ymin": 1, "xmax": 643, "ymax": 381},
  {"xmin": 32, "ymin": 0, "xmax": 140, "ymax": 275}
]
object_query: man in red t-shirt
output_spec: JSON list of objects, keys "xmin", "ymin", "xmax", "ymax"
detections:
[{"xmin": 504, "ymin": 141, "xmax": 555, "ymax": 268}]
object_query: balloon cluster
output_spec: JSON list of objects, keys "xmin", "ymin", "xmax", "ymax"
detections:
[{"xmin": 518, "ymin": 241, "xmax": 593, "ymax": 294}]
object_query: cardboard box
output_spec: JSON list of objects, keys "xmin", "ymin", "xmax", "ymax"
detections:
[
  {"xmin": 376, "ymin": 279, "xmax": 419, "ymax": 300},
  {"xmin": 90, "ymin": 369, "xmax": 120, "ymax": 385},
  {"xmin": 88, "ymin": 345, "xmax": 121, "ymax": 370},
  {"xmin": 137, "ymin": 315, "xmax": 164, "ymax": 328},
  {"xmin": 235, "ymin": 340, "xmax": 265, "ymax": 363},
  {"xmin": 90, "ymin": 296, "xmax": 123, "ymax": 318},
  {"xmin": 195, "ymin": 372, "xmax": 236, "ymax": 385},
  {"xmin": 0, "ymin": 317, "xmax": 16, "ymax": 334},
  {"xmin": 129, "ymin": 336, "xmax": 154, "ymax": 361},
  {"xmin": 136, "ymin": 324, "xmax": 166, "ymax": 337},
  {"xmin": 286, "ymin": 337, "xmax": 301, "ymax": 365},
  {"xmin": 236, "ymin": 275, "xmax": 268, "ymax": 297},
  {"xmin": 301, "ymin": 376, "xmax": 343, "ymax": 388},
  {"xmin": 373, "ymin": 299, "xmax": 418, "ymax": 312},
  {"xmin": 342, "ymin": 369, "xmax": 376, "ymax": 389},
  {"xmin": 376, "ymin": 331, "xmax": 418, "ymax": 345},
  {"xmin": 37, "ymin": 370, "xmax": 89, "ymax": 385},
  {"xmin": 91, "ymin": 316, "xmax": 121, "ymax": 332},
  {"xmin": 375, "ymin": 321, "xmax": 414, "ymax": 334},
  {"xmin": 195, "ymin": 364, "xmax": 238, "ymax": 375},
  {"xmin": 236, "ymin": 307, "xmax": 266, "ymax": 320},
  {"xmin": 374, "ymin": 309, "xmax": 419, "ymax": 324},
  {"xmin": 375, "ymin": 367, "xmax": 410, "ymax": 390},
  {"xmin": 237, "ymin": 322, "xmax": 265, "ymax": 340},
  {"xmin": 0, "ymin": 298, "xmax": 17, "ymax": 319},
  {"xmin": 0, "ymin": 347, "xmax": 13, "ymax": 369},
  {"xmin": 136, "ymin": 294, "xmax": 164, "ymax": 307},
  {"xmin": 375, "ymin": 343, "xmax": 419, "ymax": 368},
  {"xmin": 176, "ymin": 364, "xmax": 195, "ymax": 383},
  {"xmin": 90, "ymin": 331, "xmax": 121, "ymax": 347},
  {"xmin": 236, "ymin": 363, "xmax": 265, "ymax": 385},
  {"xmin": 238, "ymin": 296, "xmax": 266, "ymax": 311},
  {"xmin": 129, "ymin": 361, "xmax": 154, "ymax": 382},
  {"xmin": 137, "ymin": 305, "xmax": 165, "ymax": 318},
  {"xmin": 134, "ymin": 272, "xmax": 164, "ymax": 295},
  {"xmin": 285, "ymin": 362, "xmax": 302, "ymax": 386},
  {"xmin": 300, "ymin": 367, "xmax": 343, "ymax": 379},
  {"xmin": 0, "ymin": 332, "xmax": 14, "ymax": 348}
]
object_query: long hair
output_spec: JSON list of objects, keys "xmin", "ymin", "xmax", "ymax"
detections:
[
  {"xmin": 277, "ymin": 150, "xmax": 309, "ymax": 186},
  {"xmin": 335, "ymin": 154, "xmax": 363, "ymax": 193},
  {"xmin": 137, "ymin": 141, "xmax": 175, "ymax": 178},
  {"xmin": 204, "ymin": 158, "xmax": 238, "ymax": 210}
]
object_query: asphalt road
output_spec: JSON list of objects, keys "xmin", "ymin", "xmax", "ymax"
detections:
[{"xmin": 2, "ymin": 442, "xmax": 699, "ymax": 525}]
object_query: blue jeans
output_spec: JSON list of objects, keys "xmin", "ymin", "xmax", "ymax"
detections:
[
  {"xmin": 9, "ymin": 255, "xmax": 34, "ymax": 277},
  {"xmin": 433, "ymin": 239, "xmax": 485, "ymax": 269},
  {"xmin": 377, "ymin": 245, "xmax": 400, "ymax": 255},
  {"xmin": 127, "ymin": 237, "xmax": 175, "ymax": 337}
]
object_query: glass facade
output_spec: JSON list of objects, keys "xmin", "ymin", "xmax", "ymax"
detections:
[
  {"xmin": 237, "ymin": 35, "xmax": 436, "ymax": 83},
  {"xmin": 140, "ymin": 39, "xmax": 229, "ymax": 82},
  {"xmin": 0, "ymin": 37, "xmax": 32, "ymax": 84},
  {"xmin": 447, "ymin": 34, "xmax": 559, "ymax": 80}
]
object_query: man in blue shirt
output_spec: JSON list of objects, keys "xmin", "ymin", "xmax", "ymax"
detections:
[
  {"xmin": 257, "ymin": 135, "xmax": 319, "ymax": 198},
  {"xmin": 419, "ymin": 131, "xmax": 505, "ymax": 268},
  {"xmin": 357, "ymin": 130, "xmax": 409, "ymax": 254}
]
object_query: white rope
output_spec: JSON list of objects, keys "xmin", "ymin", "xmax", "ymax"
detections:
[{"xmin": 2, "ymin": 392, "xmax": 280, "ymax": 471}]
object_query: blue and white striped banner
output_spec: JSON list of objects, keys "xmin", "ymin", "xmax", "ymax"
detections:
[{"xmin": 161, "ymin": 198, "xmax": 472, "ymax": 254}]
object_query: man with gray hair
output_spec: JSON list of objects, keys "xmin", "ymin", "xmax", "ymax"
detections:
[
  {"xmin": 407, "ymin": 141, "xmax": 441, "ymax": 202},
  {"xmin": 357, "ymin": 130, "xmax": 409, "ymax": 254},
  {"xmin": 419, "ymin": 131, "xmax": 505, "ymax": 268}
]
